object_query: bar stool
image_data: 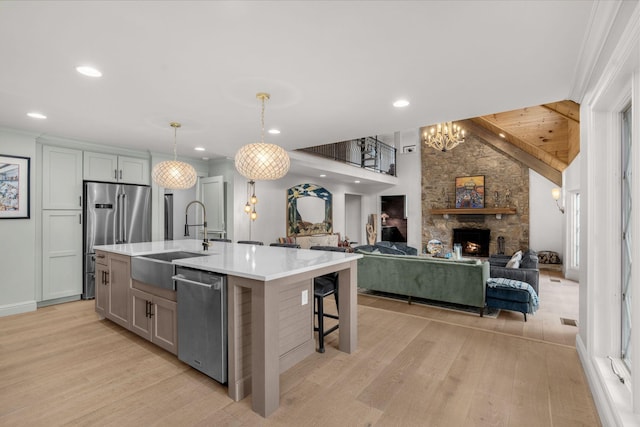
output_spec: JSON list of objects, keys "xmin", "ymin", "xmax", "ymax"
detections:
[
  {"xmin": 237, "ymin": 240, "xmax": 264, "ymax": 245},
  {"xmin": 309, "ymin": 246, "xmax": 349, "ymax": 353},
  {"xmin": 269, "ymin": 243, "xmax": 301, "ymax": 248}
]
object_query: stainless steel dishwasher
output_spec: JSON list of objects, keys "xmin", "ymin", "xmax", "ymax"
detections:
[{"xmin": 173, "ymin": 266, "xmax": 227, "ymax": 384}]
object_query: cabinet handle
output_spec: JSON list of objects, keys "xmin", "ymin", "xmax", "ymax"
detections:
[
  {"xmin": 104, "ymin": 271, "xmax": 109, "ymax": 284},
  {"xmin": 119, "ymin": 169, "xmax": 123, "ymax": 180},
  {"xmin": 79, "ymin": 196, "xmax": 82, "ymax": 207},
  {"xmin": 148, "ymin": 301, "xmax": 154, "ymax": 318},
  {"xmin": 79, "ymin": 213, "xmax": 82, "ymax": 224},
  {"xmin": 145, "ymin": 301, "xmax": 150, "ymax": 318}
]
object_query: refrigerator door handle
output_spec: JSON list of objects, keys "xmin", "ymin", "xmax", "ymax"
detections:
[
  {"xmin": 116, "ymin": 193, "xmax": 122, "ymax": 243},
  {"xmin": 122, "ymin": 194, "xmax": 127, "ymax": 243},
  {"xmin": 120, "ymin": 193, "xmax": 125, "ymax": 243}
]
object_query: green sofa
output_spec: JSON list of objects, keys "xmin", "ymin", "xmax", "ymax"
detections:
[{"xmin": 357, "ymin": 252, "xmax": 490, "ymax": 314}]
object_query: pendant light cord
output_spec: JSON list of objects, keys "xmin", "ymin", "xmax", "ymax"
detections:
[
  {"xmin": 260, "ymin": 96, "xmax": 265, "ymax": 143},
  {"xmin": 173, "ymin": 126, "xmax": 177, "ymax": 160},
  {"xmin": 170, "ymin": 122, "xmax": 181, "ymax": 161}
]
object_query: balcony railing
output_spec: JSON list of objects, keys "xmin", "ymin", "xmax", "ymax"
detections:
[{"xmin": 297, "ymin": 136, "xmax": 397, "ymax": 176}]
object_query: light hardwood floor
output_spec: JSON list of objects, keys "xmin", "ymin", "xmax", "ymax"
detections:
[{"xmin": 0, "ymin": 270, "xmax": 599, "ymax": 426}]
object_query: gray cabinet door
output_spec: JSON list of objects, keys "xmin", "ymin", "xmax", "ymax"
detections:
[{"xmin": 200, "ymin": 175, "xmax": 225, "ymax": 238}]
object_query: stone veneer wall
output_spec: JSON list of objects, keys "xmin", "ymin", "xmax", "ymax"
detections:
[{"xmin": 421, "ymin": 133, "xmax": 529, "ymax": 256}]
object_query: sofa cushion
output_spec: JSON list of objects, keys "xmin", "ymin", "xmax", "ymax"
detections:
[{"xmin": 520, "ymin": 250, "xmax": 539, "ymax": 269}]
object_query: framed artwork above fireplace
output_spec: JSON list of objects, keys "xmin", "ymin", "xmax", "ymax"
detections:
[{"xmin": 455, "ymin": 175, "xmax": 484, "ymax": 209}]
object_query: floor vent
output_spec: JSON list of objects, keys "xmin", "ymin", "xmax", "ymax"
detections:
[
  {"xmin": 550, "ymin": 279, "xmax": 561, "ymax": 283},
  {"xmin": 561, "ymin": 318, "xmax": 578, "ymax": 327}
]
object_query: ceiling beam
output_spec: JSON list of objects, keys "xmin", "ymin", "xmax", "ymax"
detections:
[
  {"xmin": 470, "ymin": 116, "xmax": 568, "ymax": 172},
  {"xmin": 542, "ymin": 100, "xmax": 580, "ymax": 123},
  {"xmin": 462, "ymin": 119, "xmax": 562, "ymax": 186}
]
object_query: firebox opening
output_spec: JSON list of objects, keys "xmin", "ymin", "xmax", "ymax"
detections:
[{"xmin": 453, "ymin": 228, "xmax": 490, "ymax": 257}]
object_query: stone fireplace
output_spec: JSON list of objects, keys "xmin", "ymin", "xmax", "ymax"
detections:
[
  {"xmin": 421, "ymin": 132, "xmax": 530, "ymax": 256},
  {"xmin": 453, "ymin": 228, "xmax": 490, "ymax": 257}
]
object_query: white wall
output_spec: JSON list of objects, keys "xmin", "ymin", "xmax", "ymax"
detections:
[
  {"xmin": 0, "ymin": 129, "xmax": 37, "ymax": 316},
  {"xmin": 344, "ymin": 194, "xmax": 361, "ymax": 244},
  {"xmin": 529, "ymin": 169, "xmax": 564, "ymax": 256},
  {"xmin": 230, "ymin": 170, "xmax": 377, "ymax": 245},
  {"xmin": 377, "ymin": 129, "xmax": 422, "ymax": 250}
]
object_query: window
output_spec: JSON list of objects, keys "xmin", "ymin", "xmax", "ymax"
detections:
[{"xmin": 621, "ymin": 104, "xmax": 632, "ymax": 371}]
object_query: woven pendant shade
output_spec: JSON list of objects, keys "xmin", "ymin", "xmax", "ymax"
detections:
[
  {"xmin": 235, "ymin": 142, "xmax": 290, "ymax": 180},
  {"xmin": 152, "ymin": 160, "xmax": 197, "ymax": 189},
  {"xmin": 152, "ymin": 122, "xmax": 197, "ymax": 189}
]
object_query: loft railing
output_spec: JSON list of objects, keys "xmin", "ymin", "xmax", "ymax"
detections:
[{"xmin": 297, "ymin": 136, "xmax": 397, "ymax": 176}]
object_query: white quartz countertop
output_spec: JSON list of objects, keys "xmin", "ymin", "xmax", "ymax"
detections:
[{"xmin": 94, "ymin": 239, "xmax": 362, "ymax": 281}]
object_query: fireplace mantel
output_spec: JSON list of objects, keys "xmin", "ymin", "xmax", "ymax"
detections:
[{"xmin": 429, "ymin": 207, "xmax": 517, "ymax": 219}]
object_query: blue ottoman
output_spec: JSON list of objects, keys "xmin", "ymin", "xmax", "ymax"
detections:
[{"xmin": 486, "ymin": 278, "xmax": 539, "ymax": 321}]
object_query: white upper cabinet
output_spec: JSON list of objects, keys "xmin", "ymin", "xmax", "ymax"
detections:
[
  {"xmin": 118, "ymin": 156, "xmax": 149, "ymax": 185},
  {"xmin": 84, "ymin": 152, "xmax": 149, "ymax": 185},
  {"xmin": 42, "ymin": 145, "xmax": 83, "ymax": 210}
]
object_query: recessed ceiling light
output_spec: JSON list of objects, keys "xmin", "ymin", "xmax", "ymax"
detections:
[
  {"xmin": 354, "ymin": 180, "xmax": 361, "ymax": 184},
  {"xmin": 76, "ymin": 65, "xmax": 102, "ymax": 77},
  {"xmin": 194, "ymin": 147, "xmax": 205, "ymax": 151},
  {"xmin": 268, "ymin": 128, "xmax": 281, "ymax": 135},
  {"xmin": 499, "ymin": 133, "xmax": 506, "ymax": 138},
  {"xmin": 27, "ymin": 112, "xmax": 47, "ymax": 119},
  {"xmin": 393, "ymin": 99, "xmax": 410, "ymax": 108},
  {"xmin": 320, "ymin": 174, "xmax": 326, "ymax": 178}
]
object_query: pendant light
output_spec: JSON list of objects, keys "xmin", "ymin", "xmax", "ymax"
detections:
[
  {"xmin": 235, "ymin": 92, "xmax": 290, "ymax": 221},
  {"xmin": 235, "ymin": 93, "xmax": 290, "ymax": 181},
  {"xmin": 152, "ymin": 122, "xmax": 198, "ymax": 189}
]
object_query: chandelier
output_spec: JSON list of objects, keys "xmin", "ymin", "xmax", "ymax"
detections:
[
  {"xmin": 235, "ymin": 92, "xmax": 290, "ymax": 221},
  {"xmin": 152, "ymin": 122, "xmax": 197, "ymax": 189},
  {"xmin": 423, "ymin": 122, "xmax": 465, "ymax": 152}
]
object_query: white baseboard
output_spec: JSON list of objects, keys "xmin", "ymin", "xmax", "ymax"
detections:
[
  {"xmin": 37, "ymin": 295, "xmax": 81, "ymax": 308},
  {"xmin": 0, "ymin": 300, "xmax": 37, "ymax": 317}
]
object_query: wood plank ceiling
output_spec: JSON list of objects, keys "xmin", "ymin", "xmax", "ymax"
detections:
[{"xmin": 422, "ymin": 100, "xmax": 580, "ymax": 186}]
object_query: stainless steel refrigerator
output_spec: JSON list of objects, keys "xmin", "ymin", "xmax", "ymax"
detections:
[{"xmin": 83, "ymin": 181, "xmax": 151, "ymax": 299}]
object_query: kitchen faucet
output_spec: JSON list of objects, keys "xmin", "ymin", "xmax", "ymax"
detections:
[{"xmin": 184, "ymin": 200, "xmax": 209, "ymax": 250}]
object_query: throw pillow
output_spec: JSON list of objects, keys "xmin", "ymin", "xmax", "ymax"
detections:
[{"xmin": 506, "ymin": 250, "xmax": 522, "ymax": 268}]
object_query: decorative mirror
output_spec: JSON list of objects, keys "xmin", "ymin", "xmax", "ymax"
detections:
[{"xmin": 287, "ymin": 183, "xmax": 332, "ymax": 236}]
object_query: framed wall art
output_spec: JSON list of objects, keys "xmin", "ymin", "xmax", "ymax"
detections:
[
  {"xmin": 0, "ymin": 154, "xmax": 30, "ymax": 219},
  {"xmin": 455, "ymin": 175, "xmax": 484, "ymax": 209}
]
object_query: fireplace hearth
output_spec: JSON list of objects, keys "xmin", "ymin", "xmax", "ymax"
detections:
[{"xmin": 453, "ymin": 228, "xmax": 490, "ymax": 257}]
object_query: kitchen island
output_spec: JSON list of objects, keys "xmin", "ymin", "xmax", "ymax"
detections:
[{"xmin": 93, "ymin": 239, "xmax": 361, "ymax": 417}]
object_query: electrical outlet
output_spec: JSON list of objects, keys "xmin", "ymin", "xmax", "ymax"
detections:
[{"xmin": 301, "ymin": 289, "xmax": 308, "ymax": 305}]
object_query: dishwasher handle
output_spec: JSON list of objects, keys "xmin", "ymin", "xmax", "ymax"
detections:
[{"xmin": 172, "ymin": 274, "xmax": 221, "ymax": 290}]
